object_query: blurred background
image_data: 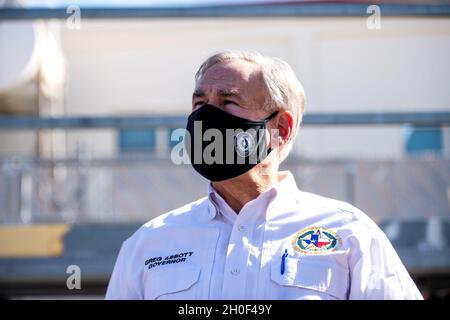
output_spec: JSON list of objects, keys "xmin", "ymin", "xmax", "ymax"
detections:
[{"xmin": 0, "ymin": 0, "xmax": 449, "ymax": 299}]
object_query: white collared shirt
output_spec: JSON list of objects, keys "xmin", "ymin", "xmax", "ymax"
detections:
[{"xmin": 106, "ymin": 171, "xmax": 423, "ymax": 300}]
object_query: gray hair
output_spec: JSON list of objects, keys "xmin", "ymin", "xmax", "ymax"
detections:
[{"xmin": 195, "ymin": 50, "xmax": 306, "ymax": 149}]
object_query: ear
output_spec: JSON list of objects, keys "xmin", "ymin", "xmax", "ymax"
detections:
[{"xmin": 271, "ymin": 110, "xmax": 293, "ymax": 147}]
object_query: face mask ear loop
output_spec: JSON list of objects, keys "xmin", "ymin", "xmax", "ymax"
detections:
[
  {"xmin": 264, "ymin": 110, "xmax": 279, "ymax": 122},
  {"xmin": 263, "ymin": 111, "xmax": 279, "ymax": 154}
]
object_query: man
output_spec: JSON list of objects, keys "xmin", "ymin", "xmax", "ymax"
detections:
[{"xmin": 106, "ymin": 51, "xmax": 422, "ymax": 300}]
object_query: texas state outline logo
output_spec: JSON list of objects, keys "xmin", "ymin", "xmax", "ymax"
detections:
[{"xmin": 292, "ymin": 226, "xmax": 342, "ymax": 254}]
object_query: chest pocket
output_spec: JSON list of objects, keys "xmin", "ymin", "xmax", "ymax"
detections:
[
  {"xmin": 270, "ymin": 256, "xmax": 349, "ymax": 300},
  {"xmin": 144, "ymin": 265, "xmax": 201, "ymax": 300}
]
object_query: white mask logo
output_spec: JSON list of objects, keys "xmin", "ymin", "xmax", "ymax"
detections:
[{"xmin": 235, "ymin": 132, "xmax": 256, "ymax": 157}]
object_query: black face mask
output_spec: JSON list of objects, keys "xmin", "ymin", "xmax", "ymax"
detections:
[{"xmin": 185, "ymin": 104, "xmax": 278, "ymax": 182}]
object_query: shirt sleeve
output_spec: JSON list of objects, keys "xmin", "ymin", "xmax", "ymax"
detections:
[
  {"xmin": 105, "ymin": 242, "xmax": 141, "ymax": 300},
  {"xmin": 348, "ymin": 231, "xmax": 423, "ymax": 300}
]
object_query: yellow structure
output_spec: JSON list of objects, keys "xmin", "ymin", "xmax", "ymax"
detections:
[{"xmin": 0, "ymin": 224, "xmax": 70, "ymax": 257}]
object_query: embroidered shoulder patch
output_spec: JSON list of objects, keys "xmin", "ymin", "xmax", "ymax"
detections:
[{"xmin": 292, "ymin": 227, "xmax": 341, "ymax": 254}]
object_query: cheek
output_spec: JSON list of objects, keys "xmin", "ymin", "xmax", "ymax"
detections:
[
  {"xmin": 227, "ymin": 107, "xmax": 268, "ymax": 122},
  {"xmin": 223, "ymin": 105, "xmax": 246, "ymax": 118},
  {"xmin": 192, "ymin": 103, "xmax": 202, "ymax": 111}
]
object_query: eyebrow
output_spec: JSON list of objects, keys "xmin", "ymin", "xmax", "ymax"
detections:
[{"xmin": 192, "ymin": 88, "xmax": 244, "ymax": 103}]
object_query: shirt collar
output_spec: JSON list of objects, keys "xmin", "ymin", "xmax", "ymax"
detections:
[
  {"xmin": 206, "ymin": 170, "xmax": 299, "ymax": 222},
  {"xmin": 208, "ymin": 183, "xmax": 238, "ymax": 223}
]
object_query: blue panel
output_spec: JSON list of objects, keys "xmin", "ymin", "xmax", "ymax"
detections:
[
  {"xmin": 119, "ymin": 129, "xmax": 156, "ymax": 153},
  {"xmin": 405, "ymin": 127, "xmax": 442, "ymax": 156}
]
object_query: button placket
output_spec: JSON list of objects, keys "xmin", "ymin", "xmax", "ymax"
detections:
[{"xmin": 221, "ymin": 212, "xmax": 255, "ymax": 299}]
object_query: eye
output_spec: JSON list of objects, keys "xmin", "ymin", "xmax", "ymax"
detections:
[
  {"xmin": 193, "ymin": 101, "xmax": 204, "ymax": 107},
  {"xmin": 224, "ymin": 100, "xmax": 237, "ymax": 106}
]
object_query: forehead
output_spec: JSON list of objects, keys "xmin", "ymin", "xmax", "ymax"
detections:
[{"xmin": 195, "ymin": 60, "xmax": 265, "ymax": 96}]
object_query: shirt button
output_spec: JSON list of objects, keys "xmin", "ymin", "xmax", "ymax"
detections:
[
  {"xmin": 238, "ymin": 225, "xmax": 246, "ymax": 232},
  {"xmin": 231, "ymin": 268, "xmax": 240, "ymax": 275}
]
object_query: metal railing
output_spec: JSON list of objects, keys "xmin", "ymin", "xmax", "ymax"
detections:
[
  {"xmin": 0, "ymin": 3, "xmax": 449, "ymax": 20},
  {"xmin": 0, "ymin": 111, "xmax": 449, "ymax": 225},
  {"xmin": 1, "ymin": 112, "xmax": 450, "ymax": 129}
]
